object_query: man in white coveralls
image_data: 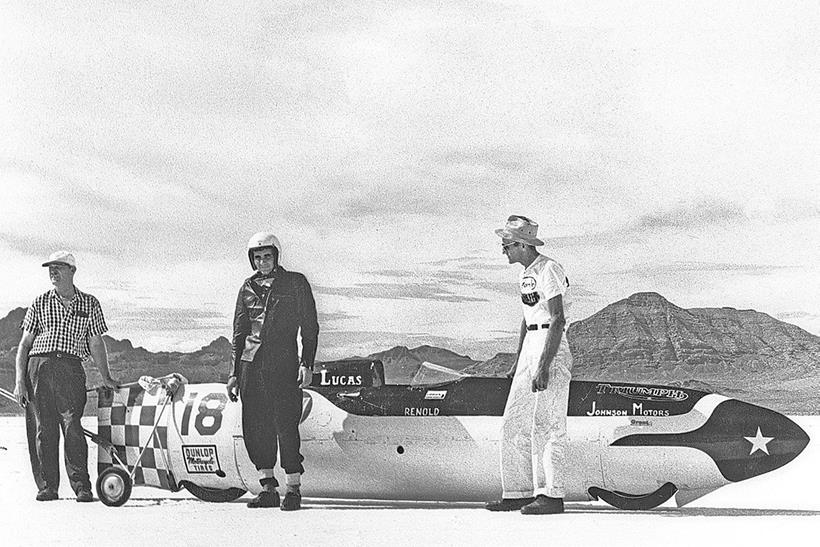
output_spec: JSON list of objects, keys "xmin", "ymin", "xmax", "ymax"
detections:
[{"xmin": 486, "ymin": 215, "xmax": 572, "ymax": 515}]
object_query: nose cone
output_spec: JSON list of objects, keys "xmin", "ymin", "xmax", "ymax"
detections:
[
  {"xmin": 704, "ymin": 399, "xmax": 810, "ymax": 482},
  {"xmin": 612, "ymin": 399, "xmax": 810, "ymax": 483}
]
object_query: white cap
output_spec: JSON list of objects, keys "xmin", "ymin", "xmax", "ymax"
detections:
[{"xmin": 42, "ymin": 250, "xmax": 77, "ymax": 268}]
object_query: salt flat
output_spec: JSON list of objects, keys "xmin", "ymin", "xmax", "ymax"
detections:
[{"xmin": 0, "ymin": 416, "xmax": 818, "ymax": 546}]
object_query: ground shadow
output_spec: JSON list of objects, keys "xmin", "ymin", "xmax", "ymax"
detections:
[
  {"xmin": 115, "ymin": 497, "xmax": 820, "ymax": 516},
  {"xmin": 570, "ymin": 505, "xmax": 820, "ymax": 517},
  {"xmin": 306, "ymin": 500, "xmax": 820, "ymax": 516}
]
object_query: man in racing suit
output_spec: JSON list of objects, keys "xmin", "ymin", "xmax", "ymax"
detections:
[
  {"xmin": 227, "ymin": 232, "xmax": 319, "ymax": 510},
  {"xmin": 486, "ymin": 215, "xmax": 572, "ymax": 515}
]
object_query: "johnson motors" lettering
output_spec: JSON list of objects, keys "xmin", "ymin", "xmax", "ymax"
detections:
[
  {"xmin": 585, "ymin": 401, "xmax": 671, "ymax": 417},
  {"xmin": 596, "ymin": 383, "xmax": 688, "ymax": 402}
]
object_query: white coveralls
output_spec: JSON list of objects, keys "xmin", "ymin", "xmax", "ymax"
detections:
[{"xmin": 501, "ymin": 254, "xmax": 572, "ymax": 499}]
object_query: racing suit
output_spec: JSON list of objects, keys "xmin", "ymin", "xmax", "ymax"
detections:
[
  {"xmin": 230, "ymin": 268, "xmax": 319, "ymax": 485},
  {"xmin": 501, "ymin": 254, "xmax": 572, "ymax": 499}
]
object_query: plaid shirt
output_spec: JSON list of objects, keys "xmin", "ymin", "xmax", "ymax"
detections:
[{"xmin": 21, "ymin": 287, "xmax": 108, "ymax": 359}]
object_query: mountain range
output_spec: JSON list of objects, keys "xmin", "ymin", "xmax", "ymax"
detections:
[{"xmin": 1, "ymin": 292, "xmax": 818, "ymax": 414}]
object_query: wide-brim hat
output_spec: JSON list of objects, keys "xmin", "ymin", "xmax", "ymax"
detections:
[
  {"xmin": 42, "ymin": 250, "xmax": 77, "ymax": 268},
  {"xmin": 494, "ymin": 215, "xmax": 544, "ymax": 246}
]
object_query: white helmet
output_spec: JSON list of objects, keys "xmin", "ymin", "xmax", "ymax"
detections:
[{"xmin": 246, "ymin": 231, "xmax": 282, "ymax": 269}]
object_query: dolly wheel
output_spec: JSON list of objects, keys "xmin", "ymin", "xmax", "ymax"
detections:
[{"xmin": 96, "ymin": 467, "xmax": 133, "ymax": 507}]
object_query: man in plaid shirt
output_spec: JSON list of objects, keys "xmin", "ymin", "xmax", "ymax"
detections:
[{"xmin": 13, "ymin": 251, "xmax": 118, "ymax": 502}]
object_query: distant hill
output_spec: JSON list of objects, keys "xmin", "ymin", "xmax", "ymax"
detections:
[
  {"xmin": 366, "ymin": 345, "xmax": 478, "ymax": 384},
  {"xmin": 569, "ymin": 292, "xmax": 819, "ymax": 380},
  {"xmin": 0, "ymin": 308, "xmax": 234, "ymax": 415},
  {"xmin": 2, "ymin": 293, "xmax": 819, "ymax": 414},
  {"xmin": 461, "ymin": 352, "xmax": 516, "ymax": 377},
  {"xmin": 0, "ymin": 308, "xmax": 26, "ymax": 350},
  {"xmin": 466, "ymin": 292, "xmax": 820, "ymax": 413}
]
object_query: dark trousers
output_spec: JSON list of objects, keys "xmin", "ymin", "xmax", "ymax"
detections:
[
  {"xmin": 25, "ymin": 402, "xmax": 46, "ymax": 492},
  {"xmin": 27, "ymin": 355, "xmax": 91, "ymax": 493},
  {"xmin": 239, "ymin": 360, "xmax": 304, "ymax": 486}
]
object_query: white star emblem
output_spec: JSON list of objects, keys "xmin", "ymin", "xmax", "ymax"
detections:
[{"xmin": 744, "ymin": 427, "xmax": 774, "ymax": 455}]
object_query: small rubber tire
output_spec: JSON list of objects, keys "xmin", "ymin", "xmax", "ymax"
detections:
[
  {"xmin": 96, "ymin": 467, "xmax": 133, "ymax": 507},
  {"xmin": 181, "ymin": 481, "xmax": 247, "ymax": 503}
]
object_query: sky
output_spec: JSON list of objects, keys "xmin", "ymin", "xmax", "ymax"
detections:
[{"xmin": 1, "ymin": 1, "xmax": 818, "ymax": 360}]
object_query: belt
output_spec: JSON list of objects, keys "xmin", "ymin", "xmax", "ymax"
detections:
[
  {"xmin": 31, "ymin": 351, "xmax": 82, "ymax": 362},
  {"xmin": 526, "ymin": 323, "xmax": 550, "ymax": 331}
]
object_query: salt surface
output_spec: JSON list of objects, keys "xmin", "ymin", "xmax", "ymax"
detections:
[{"xmin": 0, "ymin": 416, "xmax": 817, "ymax": 546}]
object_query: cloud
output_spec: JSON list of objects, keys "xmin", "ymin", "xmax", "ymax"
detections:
[
  {"xmin": 106, "ymin": 305, "xmax": 353, "ymax": 331},
  {"xmin": 564, "ymin": 283, "xmax": 599, "ymax": 298},
  {"xmin": 0, "ymin": 231, "xmax": 119, "ymax": 257},
  {"xmin": 317, "ymin": 310, "xmax": 358, "ymax": 323},
  {"xmin": 423, "ymin": 254, "xmax": 509, "ymax": 269},
  {"xmin": 768, "ymin": 200, "xmax": 820, "ymax": 222},
  {"xmin": 426, "ymin": 270, "xmax": 479, "ymax": 285},
  {"xmin": 368, "ymin": 262, "xmax": 517, "ymax": 293},
  {"xmin": 339, "ymin": 188, "xmax": 448, "ymax": 218},
  {"xmin": 314, "ymin": 282, "xmax": 487, "ymax": 303},
  {"xmin": 3, "ymin": 1, "xmax": 818, "ymax": 359},
  {"xmin": 774, "ymin": 312, "xmax": 820, "ymax": 337},
  {"xmin": 1, "ymin": 159, "xmax": 130, "ymax": 214},
  {"xmin": 106, "ymin": 307, "xmax": 227, "ymax": 333},
  {"xmin": 543, "ymin": 199, "xmax": 750, "ymax": 248},
  {"xmin": 635, "ymin": 200, "xmax": 747, "ymax": 230},
  {"xmin": 606, "ymin": 261, "xmax": 789, "ymax": 278},
  {"xmin": 88, "ymin": 280, "xmax": 137, "ymax": 291},
  {"xmin": 473, "ymin": 280, "xmax": 518, "ymax": 295},
  {"xmin": 338, "ymin": 259, "xmax": 597, "ymax": 302},
  {"xmin": 775, "ymin": 311, "xmax": 820, "ymax": 323},
  {"xmin": 428, "ymin": 147, "xmax": 533, "ymax": 175},
  {"xmin": 369, "ymin": 269, "xmax": 486, "ymax": 284},
  {"xmin": 371, "ymin": 269, "xmax": 416, "ymax": 278}
]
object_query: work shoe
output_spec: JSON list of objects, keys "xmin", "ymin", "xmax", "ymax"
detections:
[
  {"xmin": 485, "ymin": 497, "xmax": 535, "ymax": 512},
  {"xmin": 520, "ymin": 495, "xmax": 564, "ymax": 515},
  {"xmin": 247, "ymin": 489, "xmax": 280, "ymax": 508},
  {"xmin": 76, "ymin": 489, "xmax": 94, "ymax": 503},
  {"xmin": 281, "ymin": 488, "xmax": 301, "ymax": 511},
  {"xmin": 35, "ymin": 489, "xmax": 58, "ymax": 502}
]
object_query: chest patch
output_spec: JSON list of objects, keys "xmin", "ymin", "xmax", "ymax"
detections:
[{"xmin": 521, "ymin": 276, "xmax": 537, "ymax": 292}]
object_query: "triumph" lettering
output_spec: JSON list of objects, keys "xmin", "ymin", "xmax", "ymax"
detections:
[{"xmin": 596, "ymin": 383, "xmax": 688, "ymax": 402}]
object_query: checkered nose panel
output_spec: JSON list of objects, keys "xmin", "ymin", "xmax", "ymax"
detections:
[{"xmin": 97, "ymin": 386, "xmax": 173, "ymax": 490}]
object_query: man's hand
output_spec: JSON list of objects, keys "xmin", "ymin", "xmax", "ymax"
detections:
[
  {"xmin": 505, "ymin": 365, "xmax": 517, "ymax": 379},
  {"xmin": 226, "ymin": 376, "xmax": 239, "ymax": 402},
  {"xmin": 15, "ymin": 331, "xmax": 34, "ymax": 409},
  {"xmin": 100, "ymin": 376, "xmax": 119, "ymax": 389},
  {"xmin": 531, "ymin": 367, "xmax": 550, "ymax": 392},
  {"xmin": 13, "ymin": 380, "xmax": 28, "ymax": 408},
  {"xmin": 298, "ymin": 365, "xmax": 312, "ymax": 388}
]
